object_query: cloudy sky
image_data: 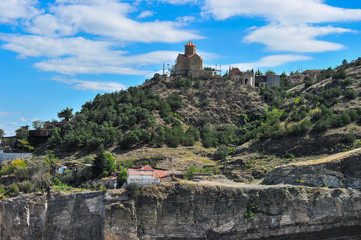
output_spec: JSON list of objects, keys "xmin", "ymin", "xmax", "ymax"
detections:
[{"xmin": 1, "ymin": 0, "xmax": 361, "ymax": 136}]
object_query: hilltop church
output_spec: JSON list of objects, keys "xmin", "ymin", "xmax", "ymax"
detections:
[{"xmin": 174, "ymin": 41, "xmax": 203, "ymax": 75}]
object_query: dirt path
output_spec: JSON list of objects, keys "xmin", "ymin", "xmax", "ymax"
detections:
[{"xmin": 292, "ymin": 147, "xmax": 361, "ymax": 166}]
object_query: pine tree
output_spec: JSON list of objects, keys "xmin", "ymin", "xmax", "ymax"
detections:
[{"xmin": 92, "ymin": 145, "xmax": 106, "ymax": 178}]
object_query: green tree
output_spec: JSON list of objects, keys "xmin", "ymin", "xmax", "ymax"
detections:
[
  {"xmin": 47, "ymin": 127, "xmax": 62, "ymax": 148},
  {"xmin": 105, "ymin": 152, "xmax": 116, "ymax": 175},
  {"xmin": 151, "ymin": 125, "xmax": 166, "ymax": 148},
  {"xmin": 15, "ymin": 126, "xmax": 29, "ymax": 139},
  {"xmin": 121, "ymin": 131, "xmax": 139, "ymax": 149},
  {"xmin": 183, "ymin": 125, "xmax": 199, "ymax": 146},
  {"xmin": 58, "ymin": 107, "xmax": 74, "ymax": 121},
  {"xmin": 303, "ymin": 76, "xmax": 313, "ymax": 88},
  {"xmin": 16, "ymin": 139, "xmax": 34, "ymax": 152},
  {"xmin": 32, "ymin": 120, "xmax": 44, "ymax": 130},
  {"xmin": 213, "ymin": 145, "xmax": 229, "ymax": 161},
  {"xmin": 92, "ymin": 145, "xmax": 107, "ymax": 178},
  {"xmin": 45, "ymin": 150, "xmax": 58, "ymax": 177},
  {"xmin": 116, "ymin": 167, "xmax": 128, "ymax": 187},
  {"xmin": 266, "ymin": 70, "xmax": 276, "ymax": 75},
  {"xmin": 255, "ymin": 69, "xmax": 263, "ymax": 75},
  {"xmin": 0, "ymin": 128, "xmax": 4, "ymax": 139}
]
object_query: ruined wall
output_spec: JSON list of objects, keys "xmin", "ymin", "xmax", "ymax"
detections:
[{"xmin": 1, "ymin": 184, "xmax": 361, "ymax": 240}]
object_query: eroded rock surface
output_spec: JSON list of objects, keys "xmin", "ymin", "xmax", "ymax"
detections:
[
  {"xmin": 262, "ymin": 151, "xmax": 361, "ymax": 189},
  {"xmin": 1, "ymin": 183, "xmax": 361, "ymax": 240}
]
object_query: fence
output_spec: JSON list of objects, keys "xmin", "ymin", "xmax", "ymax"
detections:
[{"xmin": 0, "ymin": 153, "xmax": 32, "ymax": 162}]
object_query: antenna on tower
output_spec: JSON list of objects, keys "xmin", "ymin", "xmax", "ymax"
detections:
[{"xmin": 163, "ymin": 62, "xmax": 165, "ymax": 75}]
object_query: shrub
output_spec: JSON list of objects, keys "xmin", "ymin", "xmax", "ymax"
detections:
[
  {"xmin": 185, "ymin": 165, "xmax": 196, "ymax": 180},
  {"xmin": 0, "ymin": 185, "xmax": 5, "ymax": 198},
  {"xmin": 344, "ymin": 89, "xmax": 357, "ymax": 99},
  {"xmin": 8, "ymin": 184, "xmax": 20, "ymax": 197},
  {"xmin": 343, "ymin": 134, "xmax": 356, "ymax": 145},
  {"xmin": 213, "ymin": 145, "xmax": 229, "ymax": 161},
  {"xmin": 347, "ymin": 109, "xmax": 358, "ymax": 122},
  {"xmin": 287, "ymin": 119, "xmax": 312, "ymax": 135},
  {"xmin": 121, "ymin": 131, "xmax": 139, "ymax": 149},
  {"xmin": 303, "ymin": 76, "xmax": 313, "ymax": 88},
  {"xmin": 116, "ymin": 168, "xmax": 128, "ymax": 187},
  {"xmin": 21, "ymin": 180, "xmax": 35, "ymax": 193},
  {"xmin": 126, "ymin": 183, "xmax": 141, "ymax": 198},
  {"xmin": 333, "ymin": 68, "xmax": 346, "ymax": 80},
  {"xmin": 314, "ymin": 118, "xmax": 332, "ymax": 132},
  {"xmin": 341, "ymin": 78, "xmax": 354, "ymax": 86}
]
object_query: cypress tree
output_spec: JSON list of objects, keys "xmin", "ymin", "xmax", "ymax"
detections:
[{"xmin": 92, "ymin": 145, "xmax": 106, "ymax": 178}]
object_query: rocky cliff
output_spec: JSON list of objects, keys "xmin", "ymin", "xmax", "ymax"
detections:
[
  {"xmin": 262, "ymin": 149, "xmax": 361, "ymax": 190},
  {"xmin": 1, "ymin": 183, "xmax": 361, "ymax": 240}
]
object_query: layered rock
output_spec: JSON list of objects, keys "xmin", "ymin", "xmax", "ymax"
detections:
[
  {"xmin": 262, "ymin": 151, "xmax": 361, "ymax": 189},
  {"xmin": 1, "ymin": 183, "xmax": 361, "ymax": 239}
]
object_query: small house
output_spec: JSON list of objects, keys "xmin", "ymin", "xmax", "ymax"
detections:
[{"xmin": 127, "ymin": 165, "xmax": 176, "ymax": 186}]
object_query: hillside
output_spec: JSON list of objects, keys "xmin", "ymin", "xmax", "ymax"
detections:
[
  {"xmin": 141, "ymin": 75, "xmax": 267, "ymax": 126},
  {"xmin": 2, "ymin": 57, "xmax": 361, "ymax": 192}
]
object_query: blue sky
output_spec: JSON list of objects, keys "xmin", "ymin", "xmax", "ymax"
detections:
[{"xmin": 1, "ymin": 0, "xmax": 361, "ymax": 136}]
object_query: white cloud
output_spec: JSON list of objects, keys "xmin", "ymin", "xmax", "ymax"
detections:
[
  {"xmin": 203, "ymin": 0, "xmax": 361, "ymax": 24},
  {"xmin": 19, "ymin": 117, "xmax": 27, "ymax": 122},
  {"xmin": 139, "ymin": 0, "xmax": 199, "ymax": 5},
  {"xmin": 138, "ymin": 10, "xmax": 155, "ymax": 19},
  {"xmin": 176, "ymin": 16, "xmax": 196, "ymax": 24},
  {"xmin": 0, "ymin": 112, "xmax": 20, "ymax": 116},
  {"xmin": 0, "ymin": 34, "xmax": 182, "ymax": 75},
  {"xmin": 26, "ymin": 0, "xmax": 203, "ymax": 43},
  {"xmin": 228, "ymin": 55, "xmax": 312, "ymax": 71},
  {"xmin": 0, "ymin": 0, "xmax": 40, "ymax": 24},
  {"xmin": 244, "ymin": 24, "xmax": 353, "ymax": 53},
  {"xmin": 52, "ymin": 76, "xmax": 126, "ymax": 91},
  {"xmin": 0, "ymin": 0, "xmax": 206, "ymax": 76},
  {"xmin": 9, "ymin": 122, "xmax": 18, "ymax": 126},
  {"xmin": 203, "ymin": 0, "xmax": 361, "ymax": 54}
]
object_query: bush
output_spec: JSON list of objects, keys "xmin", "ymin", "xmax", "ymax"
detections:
[
  {"xmin": 0, "ymin": 185, "xmax": 5, "ymax": 198},
  {"xmin": 121, "ymin": 131, "xmax": 139, "ymax": 149},
  {"xmin": 341, "ymin": 78, "xmax": 354, "ymax": 86},
  {"xmin": 14, "ymin": 166, "xmax": 29, "ymax": 181},
  {"xmin": 200, "ymin": 125, "xmax": 218, "ymax": 148},
  {"xmin": 126, "ymin": 183, "xmax": 141, "ymax": 198},
  {"xmin": 314, "ymin": 118, "xmax": 332, "ymax": 132},
  {"xmin": 333, "ymin": 68, "xmax": 346, "ymax": 80},
  {"xmin": 185, "ymin": 165, "xmax": 196, "ymax": 180},
  {"xmin": 116, "ymin": 168, "xmax": 128, "ymax": 187},
  {"xmin": 303, "ymin": 76, "xmax": 313, "ymax": 88},
  {"xmin": 287, "ymin": 119, "xmax": 312, "ymax": 135},
  {"xmin": 343, "ymin": 134, "xmax": 356, "ymax": 145},
  {"xmin": 213, "ymin": 145, "xmax": 229, "ymax": 161},
  {"xmin": 344, "ymin": 89, "xmax": 357, "ymax": 99},
  {"xmin": 8, "ymin": 184, "xmax": 20, "ymax": 197},
  {"xmin": 21, "ymin": 180, "xmax": 35, "ymax": 193}
]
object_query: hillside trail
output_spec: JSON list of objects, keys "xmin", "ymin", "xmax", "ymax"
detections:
[{"xmin": 292, "ymin": 147, "xmax": 361, "ymax": 166}]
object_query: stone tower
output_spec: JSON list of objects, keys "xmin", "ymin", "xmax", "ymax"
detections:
[
  {"xmin": 174, "ymin": 41, "xmax": 203, "ymax": 75},
  {"xmin": 184, "ymin": 41, "xmax": 196, "ymax": 56}
]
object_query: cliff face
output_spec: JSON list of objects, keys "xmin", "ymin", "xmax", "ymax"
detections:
[
  {"xmin": 1, "ymin": 184, "xmax": 361, "ymax": 240},
  {"xmin": 263, "ymin": 150, "xmax": 361, "ymax": 189}
]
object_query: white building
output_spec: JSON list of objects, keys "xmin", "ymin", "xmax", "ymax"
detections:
[{"xmin": 126, "ymin": 165, "xmax": 174, "ymax": 186}]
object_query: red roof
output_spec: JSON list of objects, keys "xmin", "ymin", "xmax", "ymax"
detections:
[
  {"xmin": 140, "ymin": 165, "xmax": 154, "ymax": 171},
  {"xmin": 185, "ymin": 41, "xmax": 195, "ymax": 47},
  {"xmin": 128, "ymin": 165, "xmax": 170, "ymax": 179}
]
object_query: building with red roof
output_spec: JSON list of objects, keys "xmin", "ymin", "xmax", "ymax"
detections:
[{"xmin": 127, "ymin": 165, "xmax": 177, "ymax": 186}]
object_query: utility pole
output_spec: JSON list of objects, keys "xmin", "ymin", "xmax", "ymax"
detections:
[{"xmin": 163, "ymin": 62, "xmax": 165, "ymax": 75}]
